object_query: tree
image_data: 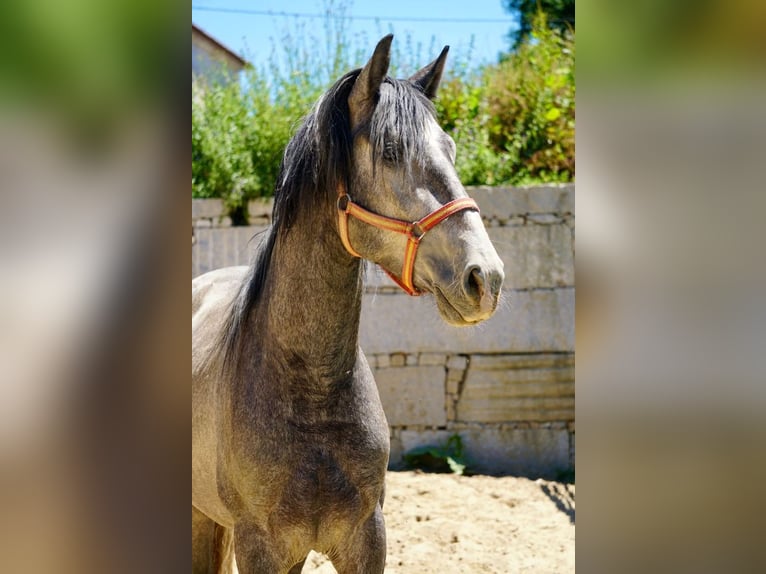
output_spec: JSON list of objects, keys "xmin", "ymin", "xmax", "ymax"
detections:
[{"xmin": 503, "ymin": 0, "xmax": 575, "ymax": 49}]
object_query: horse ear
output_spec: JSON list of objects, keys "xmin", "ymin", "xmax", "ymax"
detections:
[
  {"xmin": 409, "ymin": 45, "xmax": 449, "ymax": 99},
  {"xmin": 349, "ymin": 34, "xmax": 393, "ymax": 115}
]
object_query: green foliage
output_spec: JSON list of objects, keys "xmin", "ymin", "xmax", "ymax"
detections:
[
  {"xmin": 191, "ymin": 8, "xmax": 574, "ymax": 220},
  {"xmin": 503, "ymin": 0, "xmax": 575, "ymax": 50},
  {"xmin": 192, "ymin": 1, "xmax": 358, "ymax": 220},
  {"xmin": 403, "ymin": 434, "xmax": 467, "ymax": 475},
  {"xmin": 485, "ymin": 11, "xmax": 575, "ymax": 182},
  {"xmin": 191, "ymin": 68, "xmax": 320, "ymax": 222},
  {"xmin": 435, "ymin": 11, "xmax": 574, "ymax": 185}
]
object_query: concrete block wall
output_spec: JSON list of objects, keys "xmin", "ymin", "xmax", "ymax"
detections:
[
  {"xmin": 192, "ymin": 185, "xmax": 575, "ymax": 478},
  {"xmin": 192, "ymin": 199, "xmax": 272, "ymax": 275}
]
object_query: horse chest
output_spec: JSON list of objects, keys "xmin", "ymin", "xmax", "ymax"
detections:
[
  {"xmin": 228, "ymin": 400, "xmax": 389, "ymax": 509},
  {"xmin": 283, "ymin": 446, "xmax": 384, "ymax": 515},
  {"xmin": 230, "ymin": 423, "xmax": 388, "ymax": 547},
  {"xmin": 222, "ymin": 361, "xmax": 389, "ymax": 542}
]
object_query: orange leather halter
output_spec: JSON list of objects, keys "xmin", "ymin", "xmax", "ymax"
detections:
[{"xmin": 337, "ymin": 187, "xmax": 480, "ymax": 296}]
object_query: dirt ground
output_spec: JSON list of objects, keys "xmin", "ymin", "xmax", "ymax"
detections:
[{"xmin": 304, "ymin": 470, "xmax": 575, "ymax": 573}]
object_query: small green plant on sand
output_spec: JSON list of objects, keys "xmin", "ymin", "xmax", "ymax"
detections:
[{"xmin": 403, "ymin": 434, "xmax": 467, "ymax": 475}]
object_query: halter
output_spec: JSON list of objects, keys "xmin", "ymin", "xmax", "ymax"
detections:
[{"xmin": 336, "ymin": 186, "xmax": 480, "ymax": 296}]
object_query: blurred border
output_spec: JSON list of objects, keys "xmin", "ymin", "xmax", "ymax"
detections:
[
  {"xmin": 2, "ymin": 0, "xmax": 766, "ymax": 572},
  {"xmin": 0, "ymin": 1, "xmax": 189, "ymax": 572},
  {"xmin": 577, "ymin": 0, "xmax": 766, "ymax": 571}
]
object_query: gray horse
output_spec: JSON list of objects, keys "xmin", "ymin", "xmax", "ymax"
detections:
[{"xmin": 192, "ymin": 35, "xmax": 504, "ymax": 573}]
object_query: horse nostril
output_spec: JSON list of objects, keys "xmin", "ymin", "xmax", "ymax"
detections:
[{"xmin": 465, "ymin": 266, "xmax": 485, "ymax": 300}]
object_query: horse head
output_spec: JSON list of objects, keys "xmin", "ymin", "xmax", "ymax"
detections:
[{"xmin": 341, "ymin": 35, "xmax": 504, "ymax": 326}]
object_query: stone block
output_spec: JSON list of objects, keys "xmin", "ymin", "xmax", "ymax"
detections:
[
  {"xmin": 209, "ymin": 229, "xmax": 229, "ymax": 268},
  {"xmin": 468, "ymin": 184, "xmax": 574, "ymax": 218},
  {"xmin": 460, "ymin": 428, "xmax": 571, "ymax": 478},
  {"xmin": 192, "ymin": 228, "xmax": 211, "ymax": 277},
  {"xmin": 248, "ymin": 216, "xmax": 270, "ymax": 226},
  {"xmin": 374, "ymin": 366, "xmax": 447, "ymax": 427},
  {"xmin": 191, "ymin": 226, "xmax": 268, "ymax": 277},
  {"xmin": 419, "ymin": 353, "xmax": 447, "ymax": 366},
  {"xmin": 488, "ymin": 225, "xmax": 574, "ymax": 289},
  {"xmin": 397, "ymin": 429, "xmax": 453, "ymax": 462},
  {"xmin": 458, "ymin": 394, "xmax": 574, "ymax": 424},
  {"xmin": 446, "ymin": 371, "xmax": 463, "ymax": 395},
  {"xmin": 248, "ymin": 198, "xmax": 274, "ymax": 218},
  {"xmin": 446, "ymin": 400, "xmax": 457, "ymax": 421},
  {"xmin": 393, "ymin": 427, "xmax": 571, "ymax": 478},
  {"xmin": 360, "ymin": 287, "xmax": 574, "ymax": 355},
  {"xmin": 192, "ymin": 233, "xmax": 198, "ymax": 272},
  {"xmin": 527, "ymin": 213, "xmax": 561, "ymax": 225},
  {"xmin": 457, "ymin": 354, "xmax": 574, "ymax": 423},
  {"xmin": 388, "ymin": 429, "xmax": 404, "ymax": 470},
  {"xmin": 446, "ymin": 355, "xmax": 468, "ymax": 370},
  {"xmin": 469, "ymin": 353, "xmax": 574, "ymax": 371},
  {"xmin": 192, "ymin": 198, "xmax": 224, "ymax": 219}
]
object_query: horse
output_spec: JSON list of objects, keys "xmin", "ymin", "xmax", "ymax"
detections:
[{"xmin": 192, "ymin": 34, "xmax": 504, "ymax": 573}]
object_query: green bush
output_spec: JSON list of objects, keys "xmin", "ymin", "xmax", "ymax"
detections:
[
  {"xmin": 434, "ymin": 11, "xmax": 574, "ymax": 185},
  {"xmin": 192, "ymin": 3, "xmax": 357, "ymax": 221},
  {"xmin": 192, "ymin": 71, "xmax": 319, "ymax": 223},
  {"xmin": 484, "ymin": 11, "xmax": 575, "ymax": 182},
  {"xmin": 192, "ymin": 9, "xmax": 574, "ymax": 220}
]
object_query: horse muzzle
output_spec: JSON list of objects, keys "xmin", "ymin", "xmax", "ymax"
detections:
[{"xmin": 432, "ymin": 260, "xmax": 504, "ymax": 326}]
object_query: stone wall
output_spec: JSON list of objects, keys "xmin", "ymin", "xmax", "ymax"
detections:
[{"xmin": 192, "ymin": 185, "xmax": 574, "ymax": 478}]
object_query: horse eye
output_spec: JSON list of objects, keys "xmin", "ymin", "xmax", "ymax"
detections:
[{"xmin": 382, "ymin": 140, "xmax": 399, "ymax": 163}]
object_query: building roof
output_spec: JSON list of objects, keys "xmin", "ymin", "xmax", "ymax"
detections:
[{"xmin": 192, "ymin": 24, "xmax": 248, "ymax": 68}]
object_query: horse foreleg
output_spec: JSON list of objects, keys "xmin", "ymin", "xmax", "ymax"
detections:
[
  {"xmin": 233, "ymin": 522, "xmax": 294, "ymax": 574},
  {"xmin": 192, "ymin": 505, "xmax": 234, "ymax": 574},
  {"xmin": 332, "ymin": 505, "xmax": 386, "ymax": 574}
]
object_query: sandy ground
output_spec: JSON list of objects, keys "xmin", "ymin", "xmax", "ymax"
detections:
[{"xmin": 304, "ymin": 470, "xmax": 575, "ymax": 573}]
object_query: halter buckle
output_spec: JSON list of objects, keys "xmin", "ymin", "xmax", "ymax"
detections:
[
  {"xmin": 411, "ymin": 222, "xmax": 426, "ymax": 240},
  {"xmin": 337, "ymin": 194, "xmax": 351, "ymax": 212}
]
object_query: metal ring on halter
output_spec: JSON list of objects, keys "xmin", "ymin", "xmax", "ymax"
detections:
[{"xmin": 337, "ymin": 194, "xmax": 350, "ymax": 212}]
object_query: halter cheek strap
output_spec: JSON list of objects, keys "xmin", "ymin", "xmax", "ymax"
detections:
[{"xmin": 336, "ymin": 189, "xmax": 480, "ymax": 296}]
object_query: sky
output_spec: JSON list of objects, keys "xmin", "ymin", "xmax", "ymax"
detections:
[{"xmin": 192, "ymin": 0, "xmax": 518, "ymax": 75}]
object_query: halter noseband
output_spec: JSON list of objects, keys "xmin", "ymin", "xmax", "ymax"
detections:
[{"xmin": 336, "ymin": 186, "xmax": 480, "ymax": 296}]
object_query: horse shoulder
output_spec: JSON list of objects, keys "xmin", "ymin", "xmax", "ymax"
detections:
[
  {"xmin": 192, "ymin": 265, "xmax": 249, "ymax": 317},
  {"xmin": 192, "ymin": 266, "xmax": 248, "ymax": 371},
  {"xmin": 192, "ymin": 266, "xmax": 250, "ymax": 527}
]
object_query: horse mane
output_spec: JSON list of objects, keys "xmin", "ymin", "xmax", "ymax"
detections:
[{"xmin": 215, "ymin": 70, "xmax": 437, "ymax": 376}]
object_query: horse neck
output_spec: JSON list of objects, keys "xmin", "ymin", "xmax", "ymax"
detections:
[{"xmin": 258, "ymin": 200, "xmax": 363, "ymax": 380}]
